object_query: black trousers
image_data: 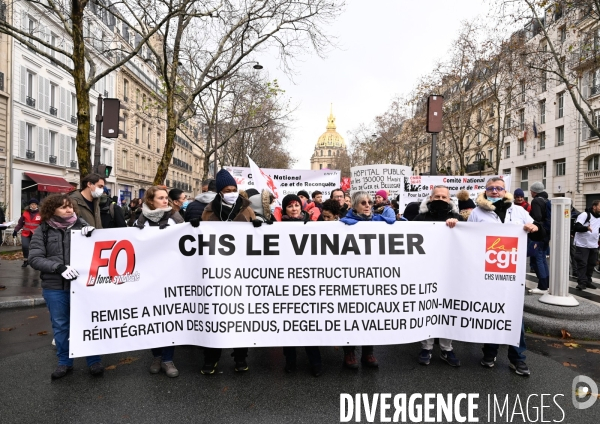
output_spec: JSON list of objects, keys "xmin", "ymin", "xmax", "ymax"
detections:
[
  {"xmin": 575, "ymin": 246, "xmax": 598, "ymax": 286},
  {"xmin": 204, "ymin": 347, "xmax": 248, "ymax": 364},
  {"xmin": 283, "ymin": 346, "xmax": 321, "ymax": 366},
  {"xmin": 570, "ymin": 237, "xmax": 578, "ymax": 276}
]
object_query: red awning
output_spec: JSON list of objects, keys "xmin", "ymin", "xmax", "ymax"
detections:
[{"xmin": 24, "ymin": 172, "xmax": 75, "ymax": 193}]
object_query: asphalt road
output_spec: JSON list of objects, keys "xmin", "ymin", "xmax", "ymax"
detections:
[{"xmin": 0, "ymin": 306, "xmax": 599, "ymax": 424}]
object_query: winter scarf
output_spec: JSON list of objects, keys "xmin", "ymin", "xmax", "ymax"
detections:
[
  {"xmin": 142, "ymin": 203, "xmax": 172, "ymax": 223},
  {"xmin": 47, "ymin": 213, "xmax": 79, "ymax": 230},
  {"xmin": 211, "ymin": 194, "xmax": 243, "ymax": 221}
]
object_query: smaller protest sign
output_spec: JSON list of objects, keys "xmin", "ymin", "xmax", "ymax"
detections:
[{"xmin": 350, "ymin": 164, "xmax": 412, "ymax": 197}]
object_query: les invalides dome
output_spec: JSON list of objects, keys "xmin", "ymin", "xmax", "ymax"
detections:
[{"xmin": 310, "ymin": 105, "xmax": 347, "ymax": 170}]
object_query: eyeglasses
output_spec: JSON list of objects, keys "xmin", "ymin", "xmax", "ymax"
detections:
[
  {"xmin": 486, "ymin": 186, "xmax": 505, "ymax": 192},
  {"xmin": 360, "ymin": 200, "xmax": 374, "ymax": 206}
]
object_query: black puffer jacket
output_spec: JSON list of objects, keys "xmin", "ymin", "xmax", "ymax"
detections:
[
  {"xmin": 28, "ymin": 217, "xmax": 88, "ymax": 291},
  {"xmin": 412, "ymin": 198, "xmax": 464, "ymax": 222}
]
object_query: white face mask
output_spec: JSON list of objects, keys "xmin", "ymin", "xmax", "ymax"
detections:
[
  {"xmin": 91, "ymin": 186, "xmax": 104, "ymax": 199},
  {"xmin": 222, "ymin": 192, "xmax": 239, "ymax": 205}
]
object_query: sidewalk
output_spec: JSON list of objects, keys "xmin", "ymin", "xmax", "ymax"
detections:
[{"xmin": 0, "ymin": 258, "xmax": 45, "ymax": 309}]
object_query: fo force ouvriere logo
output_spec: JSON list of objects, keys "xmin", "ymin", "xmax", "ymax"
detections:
[{"xmin": 87, "ymin": 240, "xmax": 141, "ymax": 286}]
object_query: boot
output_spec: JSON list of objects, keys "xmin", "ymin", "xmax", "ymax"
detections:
[{"xmin": 21, "ymin": 260, "xmax": 28, "ymax": 268}]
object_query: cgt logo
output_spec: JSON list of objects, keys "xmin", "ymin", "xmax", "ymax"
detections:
[
  {"xmin": 87, "ymin": 240, "xmax": 137, "ymax": 286},
  {"xmin": 485, "ymin": 236, "xmax": 518, "ymax": 274}
]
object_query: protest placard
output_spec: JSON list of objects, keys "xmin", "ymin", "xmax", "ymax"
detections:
[
  {"xmin": 224, "ymin": 166, "xmax": 340, "ymax": 198},
  {"xmin": 350, "ymin": 164, "xmax": 412, "ymax": 197},
  {"xmin": 399, "ymin": 175, "xmax": 512, "ymax": 209},
  {"xmin": 69, "ymin": 222, "xmax": 526, "ymax": 357}
]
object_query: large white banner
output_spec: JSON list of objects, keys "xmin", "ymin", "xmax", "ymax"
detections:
[
  {"xmin": 350, "ymin": 164, "xmax": 412, "ymax": 197},
  {"xmin": 224, "ymin": 166, "xmax": 340, "ymax": 198},
  {"xmin": 69, "ymin": 222, "xmax": 526, "ymax": 357},
  {"xmin": 399, "ymin": 175, "xmax": 512, "ymax": 209}
]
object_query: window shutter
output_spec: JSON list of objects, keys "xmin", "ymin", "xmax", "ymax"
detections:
[
  {"xmin": 44, "ymin": 78, "xmax": 50, "ymax": 111},
  {"xmin": 43, "ymin": 129, "xmax": 49, "ymax": 162},
  {"xmin": 21, "ymin": 11, "xmax": 26, "ymax": 33},
  {"xmin": 108, "ymin": 149, "xmax": 113, "ymax": 167},
  {"xmin": 67, "ymin": 91, "xmax": 72, "ymax": 121},
  {"xmin": 71, "ymin": 91, "xmax": 76, "ymax": 116},
  {"xmin": 66, "ymin": 137, "xmax": 72, "ymax": 162},
  {"xmin": 20, "ymin": 66, "xmax": 26, "ymax": 103},
  {"xmin": 19, "ymin": 121, "xmax": 26, "ymax": 158},
  {"xmin": 32, "ymin": 126, "xmax": 38, "ymax": 158},
  {"xmin": 60, "ymin": 87, "xmax": 67, "ymax": 120},
  {"xmin": 37, "ymin": 75, "xmax": 44, "ymax": 112},
  {"xmin": 59, "ymin": 134, "xmax": 66, "ymax": 166},
  {"xmin": 108, "ymin": 73, "xmax": 114, "ymax": 97}
]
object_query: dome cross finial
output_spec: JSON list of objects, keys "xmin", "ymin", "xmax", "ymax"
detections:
[{"xmin": 327, "ymin": 104, "xmax": 336, "ymax": 130}]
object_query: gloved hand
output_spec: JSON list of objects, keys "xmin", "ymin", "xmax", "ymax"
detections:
[
  {"xmin": 81, "ymin": 226, "xmax": 95, "ymax": 237},
  {"xmin": 56, "ymin": 265, "xmax": 79, "ymax": 280},
  {"xmin": 159, "ymin": 223, "xmax": 170, "ymax": 230},
  {"xmin": 252, "ymin": 219, "xmax": 263, "ymax": 228},
  {"xmin": 189, "ymin": 218, "xmax": 200, "ymax": 228},
  {"xmin": 12, "ymin": 231, "xmax": 17, "ymax": 238},
  {"xmin": 265, "ymin": 219, "xmax": 273, "ymax": 225}
]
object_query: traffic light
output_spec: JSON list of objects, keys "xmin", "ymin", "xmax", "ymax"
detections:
[{"xmin": 97, "ymin": 164, "xmax": 112, "ymax": 178}]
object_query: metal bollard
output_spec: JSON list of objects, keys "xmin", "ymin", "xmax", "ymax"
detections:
[{"xmin": 539, "ymin": 197, "xmax": 579, "ymax": 306}]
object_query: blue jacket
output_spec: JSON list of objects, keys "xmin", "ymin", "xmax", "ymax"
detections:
[{"xmin": 340, "ymin": 206, "xmax": 397, "ymax": 225}]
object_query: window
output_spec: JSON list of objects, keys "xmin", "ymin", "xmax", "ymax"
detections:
[
  {"xmin": 135, "ymin": 155, "xmax": 139, "ymax": 173},
  {"xmin": 558, "ymin": 92, "xmax": 564, "ymax": 118},
  {"xmin": 135, "ymin": 122, "xmax": 139, "ymax": 143},
  {"xmin": 505, "ymin": 116, "xmax": 512, "ymax": 133},
  {"xmin": 521, "ymin": 168, "xmax": 529, "ymax": 191},
  {"xmin": 328, "ymin": 150, "xmax": 331, "ymax": 156},
  {"xmin": 542, "ymin": 164, "xmax": 547, "ymax": 188},
  {"xmin": 540, "ymin": 100, "xmax": 546, "ymax": 124},
  {"xmin": 559, "ymin": 26, "xmax": 566, "ymax": 43},
  {"xmin": 122, "ymin": 114, "xmax": 128, "ymax": 136},
  {"xmin": 539, "ymin": 132, "xmax": 546, "ymax": 150},
  {"xmin": 555, "ymin": 159, "xmax": 566, "ymax": 176},
  {"xmin": 556, "ymin": 126, "xmax": 564, "ymax": 145},
  {"xmin": 70, "ymin": 137, "xmax": 77, "ymax": 161},
  {"xmin": 588, "ymin": 155, "xmax": 600, "ymax": 171},
  {"xmin": 123, "ymin": 79, "xmax": 129, "ymax": 100},
  {"xmin": 488, "ymin": 125, "xmax": 494, "ymax": 140},
  {"xmin": 26, "ymin": 123, "xmax": 34, "ymax": 150},
  {"xmin": 520, "ymin": 81, "xmax": 526, "ymax": 102},
  {"xmin": 70, "ymin": 94, "xmax": 76, "ymax": 119},
  {"xmin": 505, "ymin": 144, "xmax": 511, "ymax": 159},
  {"xmin": 50, "ymin": 33, "xmax": 57, "ymax": 59},
  {"xmin": 519, "ymin": 109, "xmax": 525, "ymax": 131},
  {"xmin": 122, "ymin": 150, "xmax": 127, "ymax": 169},
  {"xmin": 541, "ymin": 71, "xmax": 547, "ymax": 92},
  {"xmin": 503, "ymin": 168, "xmax": 511, "ymax": 175},
  {"xmin": 518, "ymin": 139, "xmax": 525, "ymax": 155}
]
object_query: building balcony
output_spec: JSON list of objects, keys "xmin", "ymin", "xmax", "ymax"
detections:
[
  {"xmin": 26, "ymin": 150, "xmax": 35, "ymax": 160},
  {"xmin": 49, "ymin": 155, "xmax": 57, "ymax": 164},
  {"xmin": 584, "ymin": 170, "xmax": 600, "ymax": 182},
  {"xmin": 70, "ymin": 115, "xmax": 77, "ymax": 124},
  {"xmin": 49, "ymin": 106, "xmax": 57, "ymax": 116},
  {"xmin": 26, "ymin": 96, "xmax": 36, "ymax": 108},
  {"xmin": 70, "ymin": 160, "xmax": 78, "ymax": 169}
]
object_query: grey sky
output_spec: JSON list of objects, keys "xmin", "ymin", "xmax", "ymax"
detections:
[{"xmin": 260, "ymin": 0, "xmax": 490, "ymax": 169}]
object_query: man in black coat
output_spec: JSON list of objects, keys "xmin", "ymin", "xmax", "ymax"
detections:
[{"xmin": 185, "ymin": 179, "xmax": 217, "ymax": 223}]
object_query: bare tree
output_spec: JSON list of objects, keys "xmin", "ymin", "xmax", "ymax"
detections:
[
  {"xmin": 146, "ymin": 0, "xmax": 343, "ymax": 185},
  {"xmin": 0, "ymin": 0, "xmax": 181, "ymax": 183}
]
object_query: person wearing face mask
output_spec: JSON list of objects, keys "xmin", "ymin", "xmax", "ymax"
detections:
[
  {"xmin": 168, "ymin": 188, "xmax": 189, "ymax": 221},
  {"xmin": 69, "ymin": 173, "xmax": 105, "ymax": 230},
  {"xmin": 468, "ymin": 177, "xmax": 542, "ymax": 377},
  {"xmin": 339, "ymin": 191, "xmax": 396, "ymax": 369},
  {"xmin": 13, "ymin": 198, "xmax": 41, "ymax": 268},
  {"xmin": 28, "ymin": 193, "xmax": 104, "ymax": 379},
  {"xmin": 411, "ymin": 186, "xmax": 462, "ymax": 367},
  {"xmin": 134, "ymin": 186, "xmax": 184, "ymax": 377},
  {"xmin": 200, "ymin": 169, "xmax": 256, "ymax": 375}
]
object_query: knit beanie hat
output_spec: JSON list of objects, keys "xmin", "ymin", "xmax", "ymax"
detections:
[
  {"xmin": 375, "ymin": 190, "xmax": 388, "ymax": 200},
  {"xmin": 215, "ymin": 169, "xmax": 237, "ymax": 193},
  {"xmin": 282, "ymin": 194, "xmax": 302, "ymax": 212},
  {"xmin": 297, "ymin": 190, "xmax": 309, "ymax": 199},
  {"xmin": 245, "ymin": 188, "xmax": 260, "ymax": 198},
  {"xmin": 28, "ymin": 198, "xmax": 39, "ymax": 205},
  {"xmin": 514, "ymin": 188, "xmax": 525, "ymax": 198},
  {"xmin": 456, "ymin": 189, "xmax": 475, "ymax": 211},
  {"xmin": 530, "ymin": 181, "xmax": 545, "ymax": 193}
]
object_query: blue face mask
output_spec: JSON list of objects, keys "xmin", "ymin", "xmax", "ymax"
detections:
[
  {"xmin": 182, "ymin": 200, "xmax": 190, "ymax": 209},
  {"xmin": 488, "ymin": 197, "xmax": 502, "ymax": 204}
]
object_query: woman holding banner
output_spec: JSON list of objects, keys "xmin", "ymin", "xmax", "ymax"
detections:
[
  {"xmin": 277, "ymin": 194, "xmax": 323, "ymax": 376},
  {"xmin": 201, "ymin": 169, "xmax": 256, "ymax": 374},
  {"xmin": 339, "ymin": 191, "xmax": 396, "ymax": 368},
  {"xmin": 135, "ymin": 186, "xmax": 184, "ymax": 378},
  {"xmin": 28, "ymin": 193, "xmax": 104, "ymax": 379}
]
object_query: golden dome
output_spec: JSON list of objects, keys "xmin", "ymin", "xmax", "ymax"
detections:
[{"xmin": 316, "ymin": 104, "xmax": 345, "ymax": 149}]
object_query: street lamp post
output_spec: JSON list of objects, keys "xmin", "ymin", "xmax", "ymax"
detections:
[{"xmin": 475, "ymin": 151, "xmax": 486, "ymax": 177}]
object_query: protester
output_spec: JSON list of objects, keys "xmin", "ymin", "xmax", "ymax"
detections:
[
  {"xmin": 127, "ymin": 198, "xmax": 142, "ymax": 227},
  {"xmin": 0, "ymin": 208, "xmax": 7, "ymax": 280},
  {"xmin": 98, "ymin": 191, "xmax": 127, "ymax": 229},
  {"xmin": 168, "ymin": 188, "xmax": 188, "ymax": 220},
  {"xmin": 297, "ymin": 190, "xmax": 310, "ymax": 204},
  {"xmin": 28, "ymin": 193, "xmax": 104, "ymax": 379},
  {"xmin": 330, "ymin": 189, "xmax": 348, "ymax": 217},
  {"xmin": 134, "ymin": 186, "xmax": 184, "ymax": 377},
  {"xmin": 277, "ymin": 193, "xmax": 322, "ymax": 376},
  {"xmin": 69, "ymin": 174, "xmax": 105, "ymax": 230},
  {"xmin": 412, "ymin": 186, "xmax": 462, "ymax": 367},
  {"xmin": 513, "ymin": 188, "xmax": 531, "ymax": 212},
  {"xmin": 456, "ymin": 189, "xmax": 476, "ymax": 221},
  {"xmin": 528, "ymin": 182, "xmax": 550, "ymax": 294},
  {"xmin": 338, "ymin": 190, "xmax": 396, "ymax": 369},
  {"xmin": 468, "ymin": 177, "xmax": 540, "ymax": 377},
  {"xmin": 247, "ymin": 189, "xmax": 275, "ymax": 224},
  {"xmin": 312, "ymin": 191, "xmax": 323, "ymax": 211},
  {"xmin": 320, "ymin": 199, "xmax": 341, "ymax": 221},
  {"xmin": 201, "ymin": 179, "xmax": 212, "ymax": 193},
  {"xmin": 570, "ymin": 205, "xmax": 581, "ymax": 278},
  {"xmin": 374, "ymin": 190, "xmax": 390, "ymax": 214},
  {"xmin": 200, "ymin": 169, "xmax": 255, "ymax": 374},
  {"xmin": 344, "ymin": 193, "xmax": 352, "ymax": 209},
  {"xmin": 121, "ymin": 199, "xmax": 132, "ymax": 222},
  {"xmin": 402, "ymin": 201, "xmax": 421, "ymax": 221},
  {"xmin": 13, "ymin": 198, "xmax": 41, "ymax": 268},
  {"xmin": 573, "ymin": 200, "xmax": 600, "ymax": 291},
  {"xmin": 185, "ymin": 179, "xmax": 216, "ymax": 223}
]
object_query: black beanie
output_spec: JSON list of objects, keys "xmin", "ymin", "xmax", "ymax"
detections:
[
  {"xmin": 282, "ymin": 194, "xmax": 302, "ymax": 212},
  {"xmin": 245, "ymin": 188, "xmax": 260, "ymax": 198},
  {"xmin": 297, "ymin": 190, "xmax": 309, "ymax": 199},
  {"xmin": 458, "ymin": 198, "xmax": 476, "ymax": 211},
  {"xmin": 215, "ymin": 169, "xmax": 237, "ymax": 193}
]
